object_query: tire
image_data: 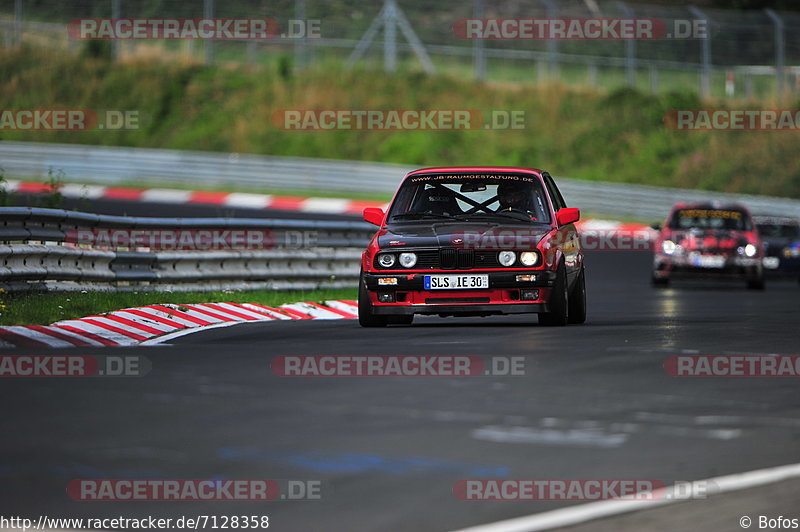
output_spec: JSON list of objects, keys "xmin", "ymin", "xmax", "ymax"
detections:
[
  {"xmin": 358, "ymin": 278, "xmax": 388, "ymax": 327},
  {"xmin": 539, "ymin": 261, "xmax": 569, "ymax": 326},
  {"xmin": 651, "ymin": 273, "xmax": 669, "ymax": 287},
  {"xmin": 567, "ymin": 265, "xmax": 587, "ymax": 324}
]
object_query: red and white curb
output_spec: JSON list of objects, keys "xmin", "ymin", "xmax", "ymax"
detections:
[
  {"xmin": 4, "ymin": 179, "xmax": 386, "ymax": 215},
  {"xmin": 0, "ymin": 300, "xmax": 358, "ymax": 348},
  {"xmin": 5, "ymin": 180, "xmax": 653, "ymax": 238}
]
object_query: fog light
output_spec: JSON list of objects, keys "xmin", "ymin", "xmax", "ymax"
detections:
[
  {"xmin": 516, "ymin": 274, "xmax": 537, "ymax": 282},
  {"xmin": 378, "ymin": 292, "xmax": 396, "ymax": 303},
  {"xmin": 520, "ymin": 289, "xmax": 539, "ymax": 300},
  {"xmin": 378, "ymin": 277, "xmax": 398, "ymax": 286}
]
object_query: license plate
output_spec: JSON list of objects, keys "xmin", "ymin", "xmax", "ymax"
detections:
[
  {"xmin": 763, "ymin": 257, "xmax": 780, "ymax": 269},
  {"xmin": 693, "ymin": 255, "xmax": 726, "ymax": 268},
  {"xmin": 424, "ymin": 274, "xmax": 489, "ymax": 290}
]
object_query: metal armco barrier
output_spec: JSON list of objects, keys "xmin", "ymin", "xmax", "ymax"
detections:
[
  {"xmin": 0, "ymin": 207, "xmax": 374, "ymax": 291},
  {"xmin": 2, "ymin": 141, "xmax": 799, "ymax": 220}
]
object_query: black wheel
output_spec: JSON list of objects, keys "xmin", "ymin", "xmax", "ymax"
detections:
[
  {"xmin": 358, "ymin": 277, "xmax": 388, "ymax": 327},
  {"xmin": 651, "ymin": 273, "xmax": 669, "ymax": 287},
  {"xmin": 388, "ymin": 315, "xmax": 414, "ymax": 325},
  {"xmin": 539, "ymin": 261, "xmax": 569, "ymax": 326},
  {"xmin": 567, "ymin": 265, "xmax": 586, "ymax": 324}
]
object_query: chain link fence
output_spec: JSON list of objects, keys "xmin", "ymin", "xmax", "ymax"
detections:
[{"xmin": 1, "ymin": 0, "xmax": 799, "ymax": 99}]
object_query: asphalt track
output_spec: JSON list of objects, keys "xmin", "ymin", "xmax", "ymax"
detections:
[{"xmin": 1, "ymin": 197, "xmax": 799, "ymax": 531}]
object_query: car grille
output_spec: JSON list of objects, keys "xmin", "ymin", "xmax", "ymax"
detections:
[
  {"xmin": 416, "ymin": 249, "xmax": 501, "ymax": 269},
  {"xmin": 375, "ymin": 248, "xmax": 502, "ymax": 269}
]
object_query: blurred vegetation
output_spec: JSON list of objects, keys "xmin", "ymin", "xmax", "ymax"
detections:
[{"xmin": 0, "ymin": 48, "xmax": 798, "ymax": 198}]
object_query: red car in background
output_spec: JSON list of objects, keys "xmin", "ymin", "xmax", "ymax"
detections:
[
  {"xmin": 651, "ymin": 202, "xmax": 765, "ymax": 289},
  {"xmin": 358, "ymin": 167, "xmax": 586, "ymax": 326}
]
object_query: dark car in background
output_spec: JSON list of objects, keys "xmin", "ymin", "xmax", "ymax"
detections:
[
  {"xmin": 652, "ymin": 202, "xmax": 764, "ymax": 289},
  {"xmin": 753, "ymin": 215, "xmax": 800, "ymax": 281}
]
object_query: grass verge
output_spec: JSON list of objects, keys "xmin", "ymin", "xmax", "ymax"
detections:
[
  {"xmin": 2, "ymin": 48, "xmax": 799, "ymax": 199},
  {"xmin": 0, "ymin": 288, "xmax": 357, "ymax": 326}
]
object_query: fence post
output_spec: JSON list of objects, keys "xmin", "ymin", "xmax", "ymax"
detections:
[
  {"xmin": 588, "ymin": 62, "xmax": 598, "ymax": 88},
  {"xmin": 689, "ymin": 7, "xmax": 711, "ymax": 99},
  {"xmin": 112, "ymin": 0, "xmax": 121, "ymax": 61},
  {"xmin": 725, "ymin": 70, "xmax": 734, "ymax": 97},
  {"xmin": 649, "ymin": 67, "xmax": 658, "ymax": 92},
  {"xmin": 295, "ymin": 0, "xmax": 307, "ymax": 71},
  {"xmin": 473, "ymin": 0, "xmax": 485, "ymax": 81},
  {"xmin": 14, "ymin": 0, "xmax": 23, "ymax": 47},
  {"xmin": 203, "ymin": 0, "xmax": 214, "ymax": 65},
  {"xmin": 384, "ymin": 0, "xmax": 397, "ymax": 73},
  {"xmin": 765, "ymin": 9, "xmax": 785, "ymax": 100},
  {"xmin": 540, "ymin": 0, "xmax": 558, "ymax": 80},
  {"xmin": 617, "ymin": 1, "xmax": 636, "ymax": 87}
]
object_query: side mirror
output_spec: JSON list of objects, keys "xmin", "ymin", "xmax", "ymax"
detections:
[
  {"xmin": 650, "ymin": 223, "xmax": 662, "ymax": 231},
  {"xmin": 363, "ymin": 207, "xmax": 385, "ymax": 226},
  {"xmin": 556, "ymin": 207, "xmax": 580, "ymax": 227}
]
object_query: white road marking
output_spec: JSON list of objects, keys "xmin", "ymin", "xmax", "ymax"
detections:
[{"xmin": 449, "ymin": 462, "xmax": 800, "ymax": 532}]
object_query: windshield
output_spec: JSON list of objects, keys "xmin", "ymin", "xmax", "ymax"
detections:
[
  {"xmin": 756, "ymin": 223, "xmax": 800, "ymax": 239},
  {"xmin": 388, "ymin": 173, "xmax": 551, "ymax": 223},
  {"xmin": 668, "ymin": 208, "xmax": 752, "ymax": 231}
]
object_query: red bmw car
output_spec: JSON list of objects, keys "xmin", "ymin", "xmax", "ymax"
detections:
[
  {"xmin": 358, "ymin": 167, "xmax": 586, "ymax": 326},
  {"xmin": 651, "ymin": 202, "xmax": 765, "ymax": 289}
]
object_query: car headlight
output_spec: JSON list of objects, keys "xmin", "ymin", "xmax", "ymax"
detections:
[
  {"xmin": 398, "ymin": 252, "xmax": 417, "ymax": 268},
  {"xmin": 498, "ymin": 250, "xmax": 517, "ymax": 267},
  {"xmin": 744, "ymin": 244, "xmax": 757, "ymax": 257},
  {"xmin": 378, "ymin": 253, "xmax": 396, "ymax": 268},
  {"xmin": 519, "ymin": 251, "xmax": 539, "ymax": 266},
  {"xmin": 662, "ymin": 240, "xmax": 676, "ymax": 255}
]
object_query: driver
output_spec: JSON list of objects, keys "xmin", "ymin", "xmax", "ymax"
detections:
[{"xmin": 497, "ymin": 181, "xmax": 533, "ymax": 213}]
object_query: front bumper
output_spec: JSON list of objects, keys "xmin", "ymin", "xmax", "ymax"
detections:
[
  {"xmin": 653, "ymin": 253, "xmax": 762, "ymax": 280},
  {"xmin": 370, "ymin": 302, "xmax": 548, "ymax": 316},
  {"xmin": 362, "ymin": 270, "xmax": 556, "ymax": 316},
  {"xmin": 363, "ymin": 270, "xmax": 556, "ymax": 290}
]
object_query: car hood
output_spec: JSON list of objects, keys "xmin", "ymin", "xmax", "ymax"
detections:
[{"xmin": 378, "ymin": 221, "xmax": 552, "ymax": 249}]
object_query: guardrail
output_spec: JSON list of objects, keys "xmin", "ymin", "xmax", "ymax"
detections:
[
  {"xmin": 2, "ymin": 141, "xmax": 799, "ymax": 221},
  {"xmin": 0, "ymin": 207, "xmax": 375, "ymax": 292}
]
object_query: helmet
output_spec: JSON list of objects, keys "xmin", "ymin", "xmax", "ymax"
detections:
[{"xmin": 497, "ymin": 181, "xmax": 530, "ymax": 210}]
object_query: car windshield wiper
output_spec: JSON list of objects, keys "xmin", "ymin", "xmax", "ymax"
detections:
[{"xmin": 392, "ymin": 212, "xmax": 454, "ymax": 220}]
